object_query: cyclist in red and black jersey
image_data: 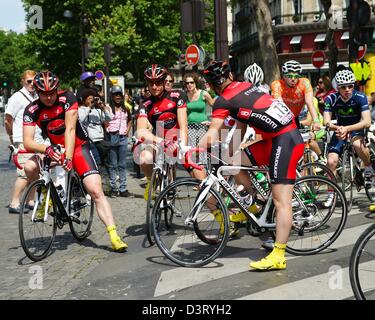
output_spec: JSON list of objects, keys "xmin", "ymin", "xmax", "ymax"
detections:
[
  {"xmin": 22, "ymin": 71, "xmax": 128, "ymax": 252},
  {"xmin": 199, "ymin": 61, "xmax": 304, "ymax": 271},
  {"xmin": 136, "ymin": 64, "xmax": 205, "ymax": 200}
]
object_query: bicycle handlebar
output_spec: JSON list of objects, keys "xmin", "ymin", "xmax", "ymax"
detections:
[{"xmin": 184, "ymin": 147, "xmax": 205, "ymax": 171}]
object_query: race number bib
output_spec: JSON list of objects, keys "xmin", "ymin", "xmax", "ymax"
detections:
[{"xmin": 265, "ymin": 100, "xmax": 293, "ymax": 125}]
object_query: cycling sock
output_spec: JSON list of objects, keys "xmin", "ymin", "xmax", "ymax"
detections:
[
  {"xmin": 270, "ymin": 242, "xmax": 286, "ymax": 259},
  {"xmin": 107, "ymin": 224, "xmax": 119, "ymax": 241}
]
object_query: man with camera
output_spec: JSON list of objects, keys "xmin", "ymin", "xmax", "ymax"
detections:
[{"xmin": 78, "ymin": 88, "xmax": 112, "ymax": 168}]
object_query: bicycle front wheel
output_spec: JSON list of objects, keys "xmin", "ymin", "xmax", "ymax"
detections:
[
  {"xmin": 341, "ymin": 150, "xmax": 353, "ymax": 211},
  {"xmin": 365, "ymin": 143, "xmax": 375, "ymax": 202},
  {"xmin": 349, "ymin": 223, "xmax": 375, "ymax": 300},
  {"xmin": 68, "ymin": 174, "xmax": 94, "ymax": 241},
  {"xmin": 152, "ymin": 178, "xmax": 229, "ymax": 267},
  {"xmin": 270, "ymin": 175, "xmax": 347, "ymax": 255},
  {"xmin": 19, "ymin": 180, "xmax": 57, "ymax": 262}
]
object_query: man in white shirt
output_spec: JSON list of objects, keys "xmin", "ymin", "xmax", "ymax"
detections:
[{"xmin": 5, "ymin": 70, "xmax": 40, "ymax": 214}]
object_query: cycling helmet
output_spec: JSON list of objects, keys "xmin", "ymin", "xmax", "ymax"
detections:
[
  {"xmin": 144, "ymin": 64, "xmax": 168, "ymax": 81},
  {"xmin": 203, "ymin": 60, "xmax": 231, "ymax": 86},
  {"xmin": 334, "ymin": 69, "xmax": 356, "ymax": 86},
  {"xmin": 244, "ymin": 63, "xmax": 264, "ymax": 85},
  {"xmin": 33, "ymin": 71, "xmax": 60, "ymax": 92},
  {"xmin": 111, "ymin": 85, "xmax": 123, "ymax": 95},
  {"xmin": 282, "ymin": 60, "xmax": 302, "ymax": 74},
  {"xmin": 80, "ymin": 71, "xmax": 95, "ymax": 82}
]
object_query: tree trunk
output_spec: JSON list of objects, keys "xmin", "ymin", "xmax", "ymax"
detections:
[
  {"xmin": 320, "ymin": 0, "xmax": 338, "ymax": 78},
  {"xmin": 249, "ymin": 0, "xmax": 280, "ymax": 84}
]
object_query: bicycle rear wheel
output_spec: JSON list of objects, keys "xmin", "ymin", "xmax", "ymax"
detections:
[
  {"xmin": 152, "ymin": 178, "xmax": 229, "ymax": 267},
  {"xmin": 299, "ymin": 162, "xmax": 336, "ymax": 181},
  {"xmin": 146, "ymin": 168, "xmax": 162, "ymax": 246},
  {"xmin": 365, "ymin": 143, "xmax": 375, "ymax": 201},
  {"xmin": 270, "ymin": 175, "xmax": 347, "ymax": 255},
  {"xmin": 349, "ymin": 223, "xmax": 375, "ymax": 300},
  {"xmin": 19, "ymin": 180, "xmax": 57, "ymax": 262},
  {"xmin": 68, "ymin": 174, "xmax": 94, "ymax": 241}
]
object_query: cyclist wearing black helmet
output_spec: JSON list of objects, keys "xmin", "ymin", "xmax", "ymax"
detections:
[
  {"xmin": 198, "ymin": 60, "xmax": 304, "ymax": 271},
  {"xmin": 23, "ymin": 71, "xmax": 128, "ymax": 252}
]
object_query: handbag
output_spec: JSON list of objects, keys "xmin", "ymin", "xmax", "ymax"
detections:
[{"xmin": 109, "ymin": 132, "xmax": 121, "ymax": 147}]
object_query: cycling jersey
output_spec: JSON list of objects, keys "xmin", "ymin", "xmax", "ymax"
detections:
[
  {"xmin": 211, "ymin": 81, "xmax": 304, "ymax": 184},
  {"xmin": 211, "ymin": 81, "xmax": 295, "ymax": 139},
  {"xmin": 271, "ymin": 78, "xmax": 313, "ymax": 116},
  {"xmin": 23, "ymin": 91, "xmax": 98, "ymax": 178},
  {"xmin": 137, "ymin": 90, "xmax": 187, "ymax": 139},
  {"xmin": 324, "ymin": 90, "xmax": 369, "ymax": 126}
]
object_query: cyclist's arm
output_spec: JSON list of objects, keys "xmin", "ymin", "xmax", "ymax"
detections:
[
  {"xmin": 305, "ymin": 90, "xmax": 320, "ymax": 128},
  {"xmin": 136, "ymin": 117, "xmax": 162, "ymax": 144},
  {"xmin": 177, "ymin": 107, "xmax": 188, "ymax": 146},
  {"xmin": 64, "ymin": 109, "xmax": 77, "ymax": 160},
  {"xmin": 198, "ymin": 117, "xmax": 224, "ymax": 150},
  {"xmin": 345, "ymin": 110, "xmax": 371, "ymax": 132},
  {"xmin": 4, "ymin": 114, "xmax": 13, "ymax": 143},
  {"xmin": 23, "ymin": 125, "xmax": 46, "ymax": 154}
]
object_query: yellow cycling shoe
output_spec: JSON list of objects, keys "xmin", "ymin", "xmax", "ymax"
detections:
[
  {"xmin": 212, "ymin": 209, "xmax": 225, "ymax": 234},
  {"xmin": 249, "ymin": 254, "xmax": 286, "ymax": 271},
  {"xmin": 229, "ymin": 211, "xmax": 247, "ymax": 223},
  {"xmin": 369, "ymin": 203, "xmax": 375, "ymax": 212},
  {"xmin": 111, "ymin": 236, "xmax": 128, "ymax": 252},
  {"xmin": 144, "ymin": 178, "xmax": 155, "ymax": 201}
]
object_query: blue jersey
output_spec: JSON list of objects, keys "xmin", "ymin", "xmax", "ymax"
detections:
[{"xmin": 324, "ymin": 90, "xmax": 369, "ymax": 126}]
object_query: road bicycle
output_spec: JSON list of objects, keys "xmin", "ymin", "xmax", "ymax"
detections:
[
  {"xmin": 151, "ymin": 148, "xmax": 348, "ymax": 267},
  {"xmin": 349, "ymin": 223, "xmax": 375, "ymax": 300},
  {"xmin": 132, "ymin": 137, "xmax": 177, "ymax": 246},
  {"xmin": 17, "ymin": 152, "xmax": 94, "ymax": 262}
]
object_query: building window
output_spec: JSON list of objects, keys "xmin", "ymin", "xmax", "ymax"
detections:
[
  {"xmin": 314, "ymin": 33, "xmax": 326, "ymax": 51},
  {"xmin": 290, "ymin": 35, "xmax": 302, "ymax": 52}
]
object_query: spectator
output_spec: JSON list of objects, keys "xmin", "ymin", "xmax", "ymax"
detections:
[
  {"xmin": 106, "ymin": 85, "xmax": 133, "ymax": 198},
  {"xmin": 5, "ymin": 70, "xmax": 40, "ymax": 214},
  {"xmin": 78, "ymin": 88, "xmax": 112, "ymax": 170},
  {"xmin": 164, "ymin": 72, "xmax": 175, "ymax": 92},
  {"xmin": 315, "ymin": 75, "xmax": 336, "ymax": 114},
  {"xmin": 76, "ymin": 71, "xmax": 99, "ymax": 104}
]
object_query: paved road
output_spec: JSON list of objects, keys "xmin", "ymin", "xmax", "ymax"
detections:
[{"xmin": 0, "ymin": 124, "xmax": 374, "ymax": 301}]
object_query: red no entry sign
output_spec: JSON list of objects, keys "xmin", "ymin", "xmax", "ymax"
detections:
[
  {"xmin": 95, "ymin": 70, "xmax": 105, "ymax": 81},
  {"xmin": 311, "ymin": 50, "xmax": 325, "ymax": 69},
  {"xmin": 186, "ymin": 44, "xmax": 200, "ymax": 66}
]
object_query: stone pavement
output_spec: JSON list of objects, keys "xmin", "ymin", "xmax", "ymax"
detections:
[{"xmin": 0, "ymin": 124, "xmax": 154, "ymax": 299}]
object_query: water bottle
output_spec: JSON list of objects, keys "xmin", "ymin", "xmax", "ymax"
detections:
[
  {"xmin": 236, "ymin": 185, "xmax": 252, "ymax": 207},
  {"xmin": 255, "ymin": 172, "xmax": 268, "ymax": 191}
]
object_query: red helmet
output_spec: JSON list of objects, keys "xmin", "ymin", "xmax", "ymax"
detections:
[
  {"xmin": 33, "ymin": 71, "xmax": 60, "ymax": 92},
  {"xmin": 203, "ymin": 60, "xmax": 230, "ymax": 86},
  {"xmin": 144, "ymin": 64, "xmax": 168, "ymax": 82}
]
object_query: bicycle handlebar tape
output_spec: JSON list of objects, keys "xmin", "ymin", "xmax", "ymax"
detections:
[{"xmin": 183, "ymin": 148, "xmax": 205, "ymax": 171}]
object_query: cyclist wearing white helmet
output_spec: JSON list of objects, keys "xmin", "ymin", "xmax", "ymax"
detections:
[
  {"xmin": 271, "ymin": 60, "xmax": 321, "ymax": 132},
  {"xmin": 324, "ymin": 69, "xmax": 373, "ymax": 206},
  {"xmin": 244, "ymin": 63, "xmax": 270, "ymax": 94}
]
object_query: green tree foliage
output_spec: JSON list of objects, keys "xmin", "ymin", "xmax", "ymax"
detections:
[
  {"xmin": 21, "ymin": 0, "xmax": 214, "ymax": 87},
  {"xmin": 0, "ymin": 31, "xmax": 42, "ymax": 90}
]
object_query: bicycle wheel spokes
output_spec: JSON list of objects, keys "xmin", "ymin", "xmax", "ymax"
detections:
[
  {"xmin": 19, "ymin": 180, "xmax": 56, "ymax": 261},
  {"xmin": 68, "ymin": 176, "xmax": 94, "ymax": 241},
  {"xmin": 152, "ymin": 178, "xmax": 229, "ymax": 267},
  {"xmin": 350, "ymin": 224, "xmax": 375, "ymax": 300},
  {"xmin": 365, "ymin": 144, "xmax": 375, "ymax": 202},
  {"xmin": 276, "ymin": 176, "xmax": 347, "ymax": 255},
  {"xmin": 341, "ymin": 151, "xmax": 353, "ymax": 210}
]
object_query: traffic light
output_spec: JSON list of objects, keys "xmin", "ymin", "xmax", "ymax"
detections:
[
  {"xmin": 104, "ymin": 43, "xmax": 115, "ymax": 65},
  {"xmin": 2, "ymin": 80, "xmax": 8, "ymax": 87},
  {"xmin": 179, "ymin": 53, "xmax": 186, "ymax": 69}
]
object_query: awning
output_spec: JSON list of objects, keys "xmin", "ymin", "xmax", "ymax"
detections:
[
  {"xmin": 314, "ymin": 33, "xmax": 326, "ymax": 42},
  {"xmin": 341, "ymin": 31, "xmax": 349, "ymax": 40},
  {"xmin": 290, "ymin": 35, "xmax": 302, "ymax": 45}
]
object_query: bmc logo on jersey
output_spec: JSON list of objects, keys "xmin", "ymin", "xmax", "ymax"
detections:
[{"xmin": 237, "ymin": 108, "xmax": 252, "ymax": 120}]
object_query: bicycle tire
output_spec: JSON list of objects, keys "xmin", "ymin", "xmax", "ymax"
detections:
[
  {"xmin": 146, "ymin": 168, "xmax": 162, "ymax": 246},
  {"xmin": 349, "ymin": 223, "xmax": 375, "ymax": 300},
  {"xmin": 341, "ymin": 149, "xmax": 353, "ymax": 211},
  {"xmin": 365, "ymin": 143, "xmax": 375, "ymax": 202},
  {"xmin": 68, "ymin": 174, "xmax": 94, "ymax": 241},
  {"xmin": 269, "ymin": 175, "xmax": 347, "ymax": 255},
  {"xmin": 152, "ymin": 178, "xmax": 229, "ymax": 267},
  {"xmin": 299, "ymin": 162, "xmax": 336, "ymax": 181},
  {"xmin": 19, "ymin": 179, "xmax": 57, "ymax": 262}
]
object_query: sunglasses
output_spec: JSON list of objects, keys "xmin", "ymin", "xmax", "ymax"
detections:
[
  {"xmin": 148, "ymin": 80, "xmax": 164, "ymax": 86},
  {"xmin": 285, "ymin": 74, "xmax": 300, "ymax": 79},
  {"xmin": 338, "ymin": 84, "xmax": 354, "ymax": 90},
  {"xmin": 165, "ymin": 80, "xmax": 173, "ymax": 83},
  {"xmin": 26, "ymin": 79, "xmax": 33, "ymax": 84},
  {"xmin": 318, "ymin": 80, "xmax": 323, "ymax": 84},
  {"xmin": 185, "ymin": 81, "xmax": 195, "ymax": 85},
  {"xmin": 39, "ymin": 91, "xmax": 57, "ymax": 97}
]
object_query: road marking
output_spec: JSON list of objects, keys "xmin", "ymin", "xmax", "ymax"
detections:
[{"xmin": 154, "ymin": 223, "xmax": 372, "ymax": 297}]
